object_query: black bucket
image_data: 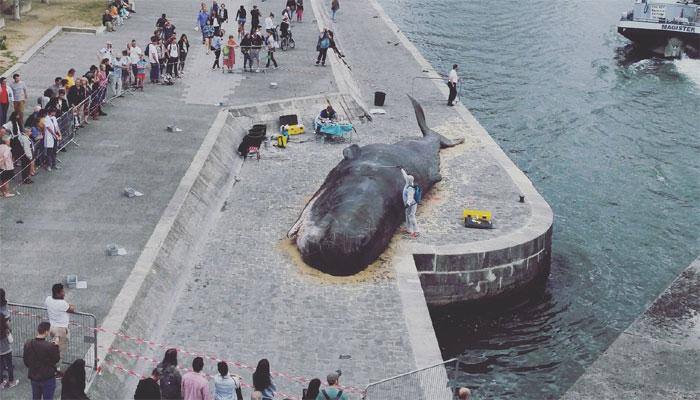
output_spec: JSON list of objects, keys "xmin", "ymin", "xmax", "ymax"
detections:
[{"xmin": 374, "ymin": 91, "xmax": 386, "ymax": 107}]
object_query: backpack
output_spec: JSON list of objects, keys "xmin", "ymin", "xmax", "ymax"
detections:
[
  {"xmin": 144, "ymin": 44, "xmax": 150, "ymax": 57},
  {"xmin": 10, "ymin": 135, "xmax": 24, "ymax": 160},
  {"xmin": 159, "ymin": 367, "xmax": 180, "ymax": 399},
  {"xmin": 321, "ymin": 389, "xmax": 343, "ymax": 400},
  {"xmin": 320, "ymin": 37, "xmax": 330, "ymax": 49},
  {"xmin": 412, "ymin": 185, "xmax": 422, "ymax": 204}
]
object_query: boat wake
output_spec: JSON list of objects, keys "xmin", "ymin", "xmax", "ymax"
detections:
[{"xmin": 674, "ymin": 57, "xmax": 700, "ymax": 90}]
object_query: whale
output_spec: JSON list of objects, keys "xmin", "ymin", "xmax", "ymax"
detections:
[{"xmin": 288, "ymin": 97, "xmax": 464, "ymax": 275}]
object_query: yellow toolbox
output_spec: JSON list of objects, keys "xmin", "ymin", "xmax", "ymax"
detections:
[
  {"xmin": 284, "ymin": 124, "xmax": 305, "ymax": 135},
  {"xmin": 463, "ymin": 209, "xmax": 493, "ymax": 229}
]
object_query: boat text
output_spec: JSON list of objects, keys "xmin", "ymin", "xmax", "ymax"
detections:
[{"xmin": 661, "ymin": 24, "xmax": 696, "ymax": 33}]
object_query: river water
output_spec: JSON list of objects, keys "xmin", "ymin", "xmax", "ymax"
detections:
[{"xmin": 377, "ymin": 0, "xmax": 700, "ymax": 398}]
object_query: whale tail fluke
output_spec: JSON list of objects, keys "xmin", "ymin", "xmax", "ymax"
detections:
[{"xmin": 408, "ymin": 95, "xmax": 465, "ymax": 148}]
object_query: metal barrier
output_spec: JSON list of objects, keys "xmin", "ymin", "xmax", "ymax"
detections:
[
  {"xmin": 6, "ymin": 302, "xmax": 98, "ymax": 372},
  {"xmin": 364, "ymin": 358, "xmax": 462, "ymax": 400},
  {"xmin": 410, "ymin": 76, "xmax": 464, "ymax": 104}
]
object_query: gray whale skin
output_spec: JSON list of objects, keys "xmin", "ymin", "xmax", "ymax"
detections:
[{"xmin": 288, "ymin": 97, "xmax": 463, "ymax": 275}]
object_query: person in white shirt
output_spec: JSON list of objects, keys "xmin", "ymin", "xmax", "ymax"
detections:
[
  {"xmin": 43, "ymin": 108, "xmax": 61, "ymax": 171},
  {"xmin": 147, "ymin": 36, "xmax": 160, "ymax": 83},
  {"xmin": 129, "ymin": 40, "xmax": 143, "ymax": 84},
  {"xmin": 99, "ymin": 41, "xmax": 113, "ymax": 63},
  {"xmin": 45, "ymin": 283, "xmax": 76, "ymax": 371},
  {"xmin": 447, "ymin": 63, "xmax": 459, "ymax": 106},
  {"xmin": 401, "ymin": 168, "xmax": 419, "ymax": 237},
  {"xmin": 264, "ymin": 13, "xmax": 276, "ymax": 40}
]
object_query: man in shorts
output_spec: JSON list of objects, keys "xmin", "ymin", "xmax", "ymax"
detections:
[{"xmin": 44, "ymin": 283, "xmax": 76, "ymax": 372}]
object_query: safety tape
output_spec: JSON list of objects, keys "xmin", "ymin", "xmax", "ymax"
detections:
[{"xmin": 8, "ymin": 309, "xmax": 365, "ymax": 394}]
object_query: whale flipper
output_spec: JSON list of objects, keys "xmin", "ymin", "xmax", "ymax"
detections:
[{"xmin": 408, "ymin": 95, "xmax": 465, "ymax": 148}]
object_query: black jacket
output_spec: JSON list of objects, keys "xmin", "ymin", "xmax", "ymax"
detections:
[
  {"xmin": 23, "ymin": 338, "xmax": 59, "ymax": 381},
  {"xmin": 67, "ymin": 86, "xmax": 87, "ymax": 107},
  {"xmin": 134, "ymin": 377, "xmax": 161, "ymax": 400}
]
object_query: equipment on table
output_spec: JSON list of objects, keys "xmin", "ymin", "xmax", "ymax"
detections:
[
  {"xmin": 463, "ymin": 209, "xmax": 493, "ymax": 229},
  {"xmin": 314, "ymin": 116, "xmax": 353, "ymax": 139}
]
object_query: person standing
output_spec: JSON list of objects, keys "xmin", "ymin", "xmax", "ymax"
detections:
[
  {"xmin": 235, "ymin": 5, "xmax": 246, "ymax": 39},
  {"xmin": 9, "ymin": 74, "xmax": 27, "ymax": 127},
  {"xmin": 331, "ymin": 0, "xmax": 340, "ymax": 22},
  {"xmin": 129, "ymin": 39, "xmax": 143, "ymax": 86},
  {"xmin": 223, "ymin": 35, "xmax": 238, "ymax": 72},
  {"xmin": 447, "ymin": 64, "xmax": 459, "ymax": 106},
  {"xmin": 60, "ymin": 359, "xmax": 89, "ymax": 399},
  {"xmin": 44, "ymin": 283, "xmax": 75, "ymax": 369},
  {"xmin": 181, "ymin": 357, "xmax": 210, "ymax": 400},
  {"xmin": 250, "ymin": 5, "xmax": 261, "ymax": 34},
  {"xmin": 211, "ymin": 32, "xmax": 223, "ymax": 70},
  {"xmin": 0, "ymin": 313, "xmax": 18, "ymax": 389},
  {"xmin": 315, "ymin": 373, "xmax": 348, "ymax": 400},
  {"xmin": 147, "ymin": 36, "xmax": 160, "ymax": 83},
  {"xmin": 265, "ymin": 32, "xmax": 278, "ymax": 69},
  {"xmin": 23, "ymin": 322, "xmax": 60, "ymax": 400},
  {"xmin": 0, "ymin": 134, "xmax": 15, "ymax": 198},
  {"xmin": 43, "ymin": 108, "xmax": 61, "ymax": 171},
  {"xmin": 302, "ymin": 378, "xmax": 321, "ymax": 400},
  {"xmin": 296, "ymin": 0, "xmax": 304, "ymax": 22},
  {"xmin": 0, "ymin": 78, "xmax": 15, "ymax": 125},
  {"xmin": 178, "ymin": 34, "xmax": 191, "ymax": 74},
  {"xmin": 240, "ymin": 33, "xmax": 252, "ymax": 72},
  {"xmin": 198, "ymin": 8, "xmax": 210, "ymax": 44},
  {"xmin": 167, "ymin": 37, "xmax": 180, "ymax": 77},
  {"xmin": 157, "ymin": 348, "xmax": 182, "ymax": 400},
  {"xmin": 220, "ymin": 3, "xmax": 229, "ymax": 26},
  {"xmin": 213, "ymin": 361, "xmax": 243, "ymax": 400},
  {"xmin": 18, "ymin": 128, "xmax": 34, "ymax": 184},
  {"xmin": 264, "ymin": 13, "xmax": 275, "ymax": 39},
  {"xmin": 401, "ymin": 168, "xmax": 419, "ymax": 238},
  {"xmin": 135, "ymin": 368, "xmax": 162, "ymax": 399},
  {"xmin": 250, "ymin": 29, "xmax": 263, "ymax": 72},
  {"xmin": 252, "ymin": 359, "xmax": 276, "ymax": 400},
  {"xmin": 316, "ymin": 29, "xmax": 330, "ymax": 66},
  {"xmin": 202, "ymin": 20, "xmax": 215, "ymax": 54}
]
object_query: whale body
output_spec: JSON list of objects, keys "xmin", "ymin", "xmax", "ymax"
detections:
[{"xmin": 288, "ymin": 97, "xmax": 463, "ymax": 275}]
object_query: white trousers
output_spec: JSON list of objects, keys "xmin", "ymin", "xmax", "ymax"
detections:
[{"xmin": 405, "ymin": 204, "xmax": 418, "ymax": 233}]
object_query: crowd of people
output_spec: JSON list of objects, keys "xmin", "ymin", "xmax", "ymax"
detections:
[{"xmin": 1, "ymin": 286, "xmax": 367, "ymax": 400}]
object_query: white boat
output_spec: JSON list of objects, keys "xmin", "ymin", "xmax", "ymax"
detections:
[{"xmin": 618, "ymin": 0, "xmax": 700, "ymax": 58}]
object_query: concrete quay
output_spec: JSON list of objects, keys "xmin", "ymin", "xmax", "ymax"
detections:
[
  {"xmin": 1, "ymin": 0, "xmax": 552, "ymax": 398},
  {"xmin": 562, "ymin": 257, "xmax": 700, "ymax": 399}
]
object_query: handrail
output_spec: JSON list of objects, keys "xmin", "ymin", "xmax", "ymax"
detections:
[{"xmin": 365, "ymin": 358, "xmax": 457, "ymax": 387}]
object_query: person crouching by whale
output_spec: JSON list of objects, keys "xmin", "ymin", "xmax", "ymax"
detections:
[{"xmin": 401, "ymin": 168, "xmax": 419, "ymax": 238}]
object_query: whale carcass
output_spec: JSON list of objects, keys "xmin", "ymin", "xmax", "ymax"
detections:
[{"xmin": 288, "ymin": 97, "xmax": 463, "ymax": 275}]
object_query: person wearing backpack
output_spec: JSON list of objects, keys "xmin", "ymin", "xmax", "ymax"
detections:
[
  {"xmin": 315, "ymin": 372, "xmax": 347, "ymax": 400},
  {"xmin": 400, "ymin": 168, "xmax": 420, "ymax": 238},
  {"xmin": 316, "ymin": 29, "xmax": 331, "ymax": 66},
  {"xmin": 157, "ymin": 348, "xmax": 182, "ymax": 400}
]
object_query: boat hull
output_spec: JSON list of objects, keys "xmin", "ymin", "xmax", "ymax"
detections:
[{"xmin": 618, "ymin": 21, "xmax": 700, "ymax": 58}]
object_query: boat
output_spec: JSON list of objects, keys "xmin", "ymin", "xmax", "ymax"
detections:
[{"xmin": 618, "ymin": 0, "xmax": 700, "ymax": 58}]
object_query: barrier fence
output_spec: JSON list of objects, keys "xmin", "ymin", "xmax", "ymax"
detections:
[
  {"xmin": 4, "ymin": 84, "xmax": 109, "ymax": 195},
  {"xmin": 410, "ymin": 75, "xmax": 464, "ymax": 104},
  {"xmin": 364, "ymin": 358, "xmax": 462, "ymax": 400},
  {"xmin": 7, "ymin": 302, "xmax": 98, "ymax": 373}
]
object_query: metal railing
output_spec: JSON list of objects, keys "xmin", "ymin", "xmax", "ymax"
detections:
[
  {"xmin": 411, "ymin": 76, "xmax": 464, "ymax": 104},
  {"xmin": 364, "ymin": 358, "xmax": 463, "ymax": 400},
  {"xmin": 6, "ymin": 302, "xmax": 98, "ymax": 373}
]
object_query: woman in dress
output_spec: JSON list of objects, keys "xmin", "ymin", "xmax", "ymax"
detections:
[{"xmin": 223, "ymin": 35, "xmax": 239, "ymax": 73}]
